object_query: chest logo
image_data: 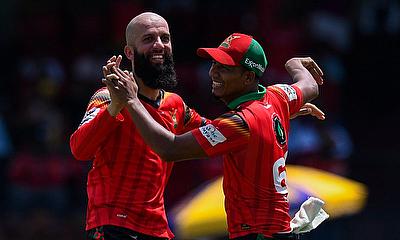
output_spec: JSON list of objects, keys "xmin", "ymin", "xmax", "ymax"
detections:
[{"xmin": 273, "ymin": 115, "xmax": 286, "ymax": 146}]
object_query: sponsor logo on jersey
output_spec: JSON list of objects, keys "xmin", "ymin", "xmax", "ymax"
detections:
[
  {"xmin": 79, "ymin": 107, "xmax": 100, "ymax": 127},
  {"xmin": 273, "ymin": 115, "xmax": 286, "ymax": 146},
  {"xmin": 199, "ymin": 124, "xmax": 227, "ymax": 146},
  {"xmin": 275, "ymin": 84, "xmax": 297, "ymax": 101}
]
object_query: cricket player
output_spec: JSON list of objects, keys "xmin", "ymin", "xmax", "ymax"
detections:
[
  {"xmin": 70, "ymin": 12, "xmax": 207, "ymax": 240},
  {"xmin": 104, "ymin": 33, "xmax": 324, "ymax": 239}
]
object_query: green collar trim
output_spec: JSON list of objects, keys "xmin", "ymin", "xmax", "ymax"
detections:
[{"xmin": 227, "ymin": 84, "xmax": 266, "ymax": 110}]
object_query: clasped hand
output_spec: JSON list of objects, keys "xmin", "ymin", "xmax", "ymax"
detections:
[{"xmin": 101, "ymin": 55, "xmax": 138, "ymax": 114}]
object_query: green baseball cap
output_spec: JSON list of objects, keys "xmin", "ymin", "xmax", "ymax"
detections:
[{"xmin": 197, "ymin": 33, "xmax": 268, "ymax": 77}]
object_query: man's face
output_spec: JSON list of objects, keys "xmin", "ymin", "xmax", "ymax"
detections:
[
  {"xmin": 133, "ymin": 49, "xmax": 177, "ymax": 90},
  {"xmin": 208, "ymin": 61, "xmax": 247, "ymax": 103},
  {"xmin": 131, "ymin": 19, "xmax": 176, "ymax": 89},
  {"xmin": 133, "ymin": 20, "xmax": 172, "ymax": 64}
]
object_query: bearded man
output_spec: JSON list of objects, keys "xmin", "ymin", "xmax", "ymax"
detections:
[{"xmin": 70, "ymin": 12, "xmax": 207, "ymax": 240}]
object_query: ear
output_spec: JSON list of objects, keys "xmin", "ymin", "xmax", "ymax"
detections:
[
  {"xmin": 243, "ymin": 71, "xmax": 256, "ymax": 85},
  {"xmin": 124, "ymin": 45, "xmax": 134, "ymax": 60}
]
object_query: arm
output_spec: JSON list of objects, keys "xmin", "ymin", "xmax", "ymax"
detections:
[
  {"xmin": 103, "ymin": 68, "xmax": 207, "ymax": 162},
  {"xmin": 70, "ymin": 55, "xmax": 125, "ymax": 160},
  {"xmin": 69, "ymin": 89, "xmax": 124, "ymax": 160},
  {"xmin": 285, "ymin": 57, "xmax": 324, "ymax": 104}
]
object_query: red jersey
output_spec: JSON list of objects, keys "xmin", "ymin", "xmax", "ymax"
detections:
[
  {"xmin": 192, "ymin": 84, "xmax": 303, "ymax": 238},
  {"xmin": 70, "ymin": 87, "xmax": 205, "ymax": 239}
]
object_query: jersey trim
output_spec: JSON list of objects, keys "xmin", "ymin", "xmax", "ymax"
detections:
[{"xmin": 227, "ymin": 85, "xmax": 266, "ymax": 110}]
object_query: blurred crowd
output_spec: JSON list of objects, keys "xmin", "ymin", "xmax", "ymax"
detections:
[{"xmin": 0, "ymin": 0, "xmax": 399, "ymax": 239}]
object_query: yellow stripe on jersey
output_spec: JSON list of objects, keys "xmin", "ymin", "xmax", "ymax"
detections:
[{"xmin": 216, "ymin": 112, "xmax": 250, "ymax": 137}]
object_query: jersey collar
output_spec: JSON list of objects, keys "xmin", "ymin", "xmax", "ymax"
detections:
[
  {"xmin": 227, "ymin": 84, "xmax": 266, "ymax": 110},
  {"xmin": 138, "ymin": 90, "xmax": 164, "ymax": 108}
]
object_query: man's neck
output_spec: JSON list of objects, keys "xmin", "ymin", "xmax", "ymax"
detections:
[{"xmin": 137, "ymin": 78, "xmax": 160, "ymax": 100}]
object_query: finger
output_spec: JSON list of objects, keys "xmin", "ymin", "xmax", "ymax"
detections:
[
  {"xmin": 309, "ymin": 106, "xmax": 325, "ymax": 120},
  {"xmin": 312, "ymin": 110, "xmax": 325, "ymax": 120},
  {"xmin": 312, "ymin": 112, "xmax": 326, "ymax": 120},
  {"xmin": 302, "ymin": 57, "xmax": 314, "ymax": 68},
  {"xmin": 106, "ymin": 62, "xmax": 116, "ymax": 69},
  {"xmin": 298, "ymin": 107, "xmax": 311, "ymax": 115},
  {"xmin": 116, "ymin": 67, "xmax": 129, "ymax": 78},
  {"xmin": 112, "ymin": 68, "xmax": 124, "ymax": 79},
  {"xmin": 102, "ymin": 66, "xmax": 108, "ymax": 77},
  {"xmin": 102, "ymin": 78, "xmax": 114, "ymax": 88},
  {"xmin": 116, "ymin": 55, "xmax": 122, "ymax": 68},
  {"xmin": 106, "ymin": 73, "xmax": 120, "ymax": 80},
  {"xmin": 310, "ymin": 61, "xmax": 323, "ymax": 76},
  {"xmin": 309, "ymin": 68, "xmax": 324, "ymax": 85},
  {"xmin": 107, "ymin": 55, "xmax": 116, "ymax": 63}
]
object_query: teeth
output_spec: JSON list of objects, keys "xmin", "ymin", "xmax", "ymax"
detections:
[
  {"xmin": 152, "ymin": 55, "xmax": 163, "ymax": 59},
  {"xmin": 212, "ymin": 81, "xmax": 223, "ymax": 87}
]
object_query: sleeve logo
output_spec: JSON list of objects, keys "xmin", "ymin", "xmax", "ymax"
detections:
[
  {"xmin": 199, "ymin": 124, "xmax": 227, "ymax": 146},
  {"xmin": 79, "ymin": 107, "xmax": 100, "ymax": 127},
  {"xmin": 275, "ymin": 84, "xmax": 297, "ymax": 101}
]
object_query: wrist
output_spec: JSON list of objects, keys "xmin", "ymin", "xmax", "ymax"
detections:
[
  {"xmin": 107, "ymin": 103, "xmax": 124, "ymax": 117},
  {"xmin": 127, "ymin": 97, "xmax": 140, "ymax": 107}
]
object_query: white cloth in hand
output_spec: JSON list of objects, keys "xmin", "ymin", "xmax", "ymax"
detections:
[{"xmin": 290, "ymin": 197, "xmax": 329, "ymax": 234}]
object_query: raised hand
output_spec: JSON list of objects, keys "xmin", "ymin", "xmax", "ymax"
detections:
[
  {"xmin": 103, "ymin": 67, "xmax": 139, "ymax": 108},
  {"xmin": 291, "ymin": 103, "xmax": 325, "ymax": 120},
  {"xmin": 102, "ymin": 55, "xmax": 123, "ymax": 79},
  {"xmin": 285, "ymin": 57, "xmax": 324, "ymax": 85}
]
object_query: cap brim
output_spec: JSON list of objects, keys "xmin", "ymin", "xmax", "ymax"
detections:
[{"xmin": 197, "ymin": 48, "xmax": 237, "ymax": 66}]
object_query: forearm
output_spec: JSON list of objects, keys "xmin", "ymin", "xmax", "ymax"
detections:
[
  {"xmin": 126, "ymin": 98, "xmax": 176, "ymax": 159},
  {"xmin": 70, "ymin": 108, "xmax": 121, "ymax": 160},
  {"xmin": 286, "ymin": 59, "xmax": 319, "ymax": 103}
]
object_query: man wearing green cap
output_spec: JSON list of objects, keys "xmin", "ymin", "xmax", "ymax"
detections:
[{"xmin": 104, "ymin": 33, "xmax": 324, "ymax": 239}]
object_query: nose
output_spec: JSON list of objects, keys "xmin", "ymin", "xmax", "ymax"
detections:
[
  {"xmin": 209, "ymin": 63, "xmax": 217, "ymax": 78},
  {"xmin": 153, "ymin": 37, "xmax": 164, "ymax": 50}
]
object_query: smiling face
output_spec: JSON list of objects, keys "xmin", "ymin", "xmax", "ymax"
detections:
[
  {"xmin": 124, "ymin": 13, "xmax": 177, "ymax": 90},
  {"xmin": 126, "ymin": 13, "xmax": 172, "ymax": 65},
  {"xmin": 209, "ymin": 61, "xmax": 251, "ymax": 103}
]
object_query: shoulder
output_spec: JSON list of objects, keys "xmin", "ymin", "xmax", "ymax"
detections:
[
  {"xmin": 91, "ymin": 87, "xmax": 110, "ymax": 100},
  {"xmin": 87, "ymin": 87, "xmax": 111, "ymax": 110},
  {"xmin": 214, "ymin": 111, "xmax": 248, "ymax": 129},
  {"xmin": 163, "ymin": 91, "xmax": 183, "ymax": 101},
  {"xmin": 268, "ymin": 84, "xmax": 299, "ymax": 102}
]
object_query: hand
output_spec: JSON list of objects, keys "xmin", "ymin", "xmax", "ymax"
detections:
[
  {"xmin": 290, "ymin": 103, "xmax": 325, "ymax": 120},
  {"xmin": 102, "ymin": 55, "xmax": 122, "ymax": 80},
  {"xmin": 102, "ymin": 68, "xmax": 139, "ymax": 111},
  {"xmin": 285, "ymin": 57, "xmax": 324, "ymax": 85}
]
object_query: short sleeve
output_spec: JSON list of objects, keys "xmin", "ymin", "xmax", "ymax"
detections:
[
  {"xmin": 191, "ymin": 112, "xmax": 250, "ymax": 157},
  {"xmin": 268, "ymin": 84, "xmax": 303, "ymax": 116}
]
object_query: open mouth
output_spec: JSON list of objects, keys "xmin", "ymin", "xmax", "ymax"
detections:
[
  {"xmin": 150, "ymin": 54, "xmax": 164, "ymax": 64},
  {"xmin": 212, "ymin": 81, "xmax": 223, "ymax": 88}
]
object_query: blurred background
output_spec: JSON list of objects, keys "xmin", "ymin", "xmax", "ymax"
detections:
[{"xmin": 0, "ymin": 0, "xmax": 399, "ymax": 239}]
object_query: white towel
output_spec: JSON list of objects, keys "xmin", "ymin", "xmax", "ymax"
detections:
[{"xmin": 290, "ymin": 197, "xmax": 329, "ymax": 234}]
